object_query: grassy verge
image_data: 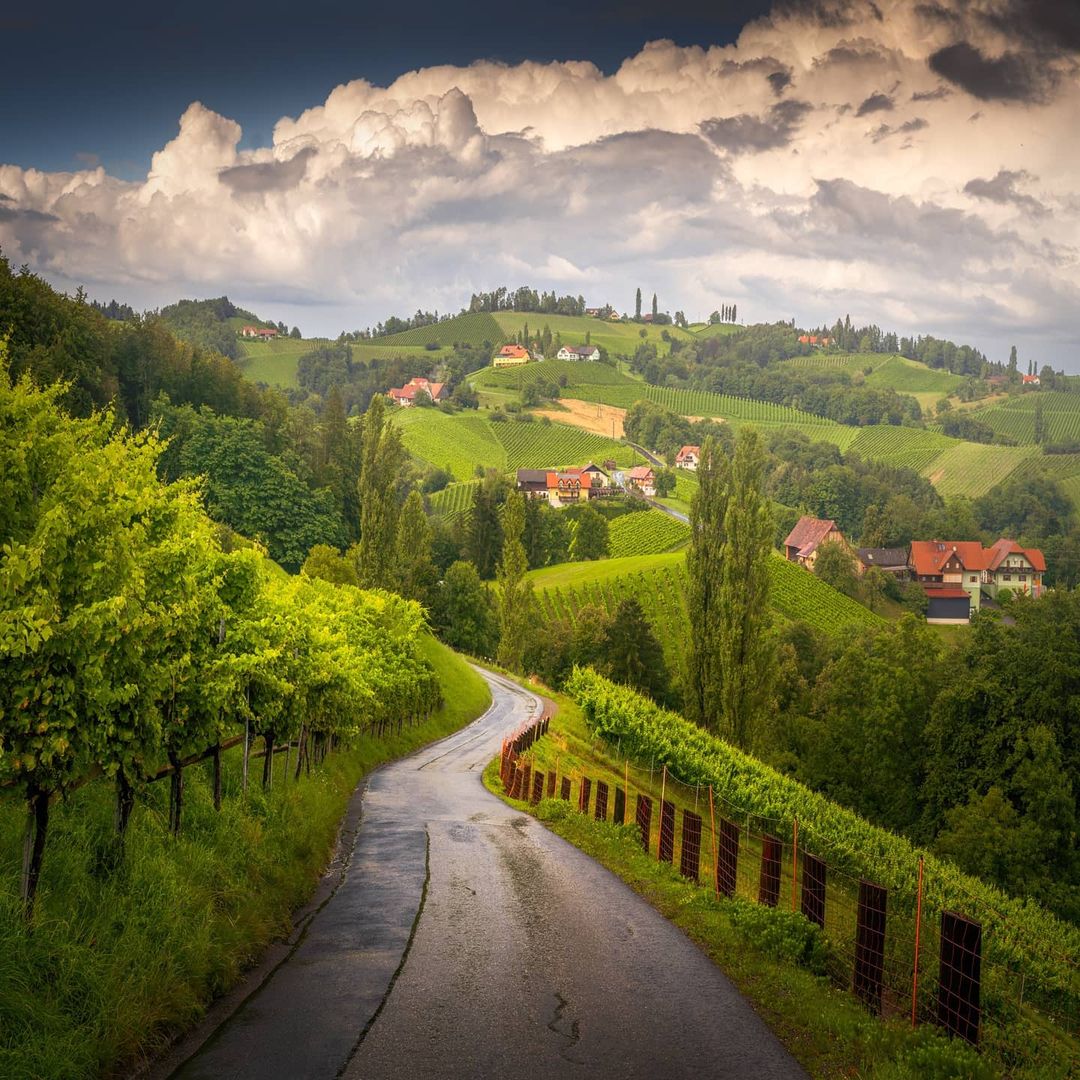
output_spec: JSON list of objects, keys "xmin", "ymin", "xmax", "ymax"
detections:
[
  {"xmin": 0, "ymin": 636, "xmax": 489, "ymax": 1080},
  {"xmin": 483, "ymin": 686, "xmax": 993, "ymax": 1080}
]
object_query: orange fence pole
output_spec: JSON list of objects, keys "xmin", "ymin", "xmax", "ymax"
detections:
[
  {"xmin": 657, "ymin": 765, "xmax": 667, "ymax": 859},
  {"xmin": 708, "ymin": 785, "xmax": 719, "ymax": 898},
  {"xmin": 790, "ymin": 816, "xmax": 799, "ymax": 912},
  {"xmin": 624, "ymin": 758, "xmax": 630, "ymax": 808},
  {"xmin": 912, "ymin": 855, "xmax": 924, "ymax": 1029}
]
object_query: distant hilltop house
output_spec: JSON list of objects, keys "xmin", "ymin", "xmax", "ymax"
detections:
[
  {"xmin": 797, "ymin": 334, "xmax": 833, "ymax": 347},
  {"xmin": 516, "ymin": 464, "xmax": 611, "ymax": 504},
  {"xmin": 557, "ymin": 344, "xmax": 601, "ymax": 362},
  {"xmin": 493, "ymin": 343, "xmax": 530, "ymax": 368},
  {"xmin": 675, "ymin": 444, "xmax": 701, "ymax": 471},
  {"xmin": 856, "ymin": 547, "xmax": 909, "ymax": 578},
  {"xmin": 1022, "ymin": 373, "xmax": 1041, "ymax": 386},
  {"xmin": 909, "ymin": 539, "xmax": 1046, "ymax": 623},
  {"xmin": 387, "ymin": 377, "xmax": 448, "ymax": 407},
  {"xmin": 242, "ymin": 325, "xmax": 278, "ymax": 339},
  {"xmin": 608, "ymin": 311, "xmax": 623, "ymax": 321},
  {"xmin": 626, "ymin": 465, "xmax": 656, "ymax": 497},
  {"xmin": 585, "ymin": 308, "xmax": 604, "ymax": 318},
  {"xmin": 784, "ymin": 515, "xmax": 849, "ymax": 569}
]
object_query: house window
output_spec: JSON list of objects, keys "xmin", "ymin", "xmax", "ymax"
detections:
[
  {"xmin": 1003, "ymin": 574, "xmax": 1011, "ymax": 581},
  {"xmin": 1020, "ymin": 574, "xmax": 1027, "ymax": 582},
  {"xmin": 969, "ymin": 576, "xmax": 977, "ymax": 583}
]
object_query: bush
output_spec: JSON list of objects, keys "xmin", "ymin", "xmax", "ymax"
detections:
[{"xmin": 726, "ymin": 899, "xmax": 829, "ymax": 975}]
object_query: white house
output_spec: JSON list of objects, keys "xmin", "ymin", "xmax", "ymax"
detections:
[
  {"xmin": 556, "ymin": 345, "xmax": 601, "ymax": 361},
  {"xmin": 675, "ymin": 445, "xmax": 700, "ymax": 471}
]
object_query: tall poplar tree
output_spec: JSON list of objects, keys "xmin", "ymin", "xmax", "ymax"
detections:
[
  {"xmin": 395, "ymin": 490, "xmax": 438, "ymax": 608},
  {"xmin": 686, "ymin": 437, "xmax": 730, "ymax": 730},
  {"xmin": 651, "ymin": 293, "xmax": 658, "ymax": 320},
  {"xmin": 496, "ymin": 491, "xmax": 535, "ymax": 671},
  {"xmin": 357, "ymin": 393, "xmax": 405, "ymax": 589},
  {"xmin": 635, "ymin": 287, "xmax": 642, "ymax": 321}
]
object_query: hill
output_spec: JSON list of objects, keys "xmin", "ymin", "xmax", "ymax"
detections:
[
  {"xmin": 490, "ymin": 311, "xmax": 692, "ymax": 357},
  {"xmin": 375, "ymin": 311, "xmax": 503, "ymax": 349},
  {"xmin": 530, "ymin": 550, "xmax": 884, "ymax": 681},
  {"xmin": 783, "ymin": 352, "xmax": 965, "ymax": 411},
  {"xmin": 970, "ymin": 391, "xmax": 1080, "ymax": 445},
  {"xmin": 392, "ymin": 408, "xmax": 641, "ymax": 481}
]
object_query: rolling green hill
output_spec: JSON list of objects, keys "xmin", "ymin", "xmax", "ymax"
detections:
[
  {"xmin": 375, "ymin": 312, "xmax": 503, "ymax": 349},
  {"xmin": 490, "ymin": 311, "xmax": 692, "ymax": 357},
  {"xmin": 392, "ymin": 408, "xmax": 640, "ymax": 481},
  {"xmin": 607, "ymin": 510, "xmax": 690, "ymax": 557},
  {"xmin": 783, "ymin": 352, "xmax": 964, "ymax": 411},
  {"xmin": 531, "ymin": 550, "xmax": 883, "ymax": 679},
  {"xmin": 970, "ymin": 391, "xmax": 1080, "ymax": 445},
  {"xmin": 472, "ymin": 358, "xmax": 637, "ymax": 391},
  {"xmin": 237, "ymin": 336, "xmax": 331, "ymax": 387}
]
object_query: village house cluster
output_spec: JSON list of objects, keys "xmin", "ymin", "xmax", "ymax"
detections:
[
  {"xmin": 784, "ymin": 515, "xmax": 1046, "ymax": 624},
  {"xmin": 386, "ymin": 377, "xmax": 449, "ymax": 406},
  {"xmin": 515, "ymin": 462, "xmax": 657, "ymax": 504},
  {"xmin": 241, "ymin": 325, "xmax": 278, "ymax": 340}
]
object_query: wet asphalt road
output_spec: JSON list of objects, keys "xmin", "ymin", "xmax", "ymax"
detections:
[{"xmin": 174, "ymin": 669, "xmax": 805, "ymax": 1080}]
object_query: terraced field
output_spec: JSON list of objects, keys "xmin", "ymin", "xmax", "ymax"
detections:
[
  {"xmin": 393, "ymin": 409, "xmax": 637, "ymax": 481},
  {"xmin": 376, "ymin": 312, "xmax": 503, "ymax": 349},
  {"xmin": 971, "ymin": 391, "xmax": 1080, "ymax": 445},
  {"xmin": 607, "ymin": 511, "xmax": 690, "ymax": 558},
  {"xmin": 691, "ymin": 322, "xmax": 743, "ymax": 338},
  {"xmin": 428, "ymin": 480, "xmax": 480, "ymax": 522},
  {"xmin": 920, "ymin": 442, "xmax": 1041, "ymax": 498}
]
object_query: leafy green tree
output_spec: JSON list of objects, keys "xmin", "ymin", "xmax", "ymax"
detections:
[
  {"xmin": 813, "ymin": 541, "xmax": 861, "ymax": 599},
  {"xmin": 302, "ymin": 544, "xmax": 360, "ymax": 586},
  {"xmin": 570, "ymin": 504, "xmax": 610, "ymax": 561},
  {"xmin": 395, "ymin": 490, "xmax": 438, "ymax": 608},
  {"xmin": 466, "ymin": 471, "xmax": 507, "ymax": 578},
  {"xmin": 635, "ymin": 288, "xmax": 642, "ymax": 320},
  {"xmin": 358, "ymin": 393, "xmax": 406, "ymax": 588},
  {"xmin": 602, "ymin": 598, "xmax": 669, "ymax": 703},
  {"xmin": 651, "ymin": 293, "xmax": 658, "ymax": 320},
  {"xmin": 433, "ymin": 560, "xmax": 498, "ymax": 656},
  {"xmin": 1008, "ymin": 344, "xmax": 1018, "ymax": 376},
  {"xmin": 496, "ymin": 492, "xmax": 535, "ymax": 671}
]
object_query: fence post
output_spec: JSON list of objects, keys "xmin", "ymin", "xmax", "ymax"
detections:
[
  {"xmin": 707, "ymin": 785, "xmax": 719, "ymax": 898},
  {"xmin": 912, "ymin": 855, "xmax": 924, "ymax": 1029},
  {"xmin": 657, "ymin": 765, "xmax": 667, "ymax": 860},
  {"xmin": 791, "ymin": 816, "xmax": 799, "ymax": 913}
]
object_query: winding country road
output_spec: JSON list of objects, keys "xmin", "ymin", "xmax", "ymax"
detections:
[{"xmin": 170, "ymin": 669, "xmax": 804, "ymax": 1079}]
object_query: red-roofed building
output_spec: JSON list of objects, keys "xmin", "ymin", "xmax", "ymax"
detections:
[
  {"xmin": 908, "ymin": 538, "xmax": 1045, "ymax": 621},
  {"xmin": 1022, "ymin": 373, "xmax": 1041, "ymax": 385},
  {"xmin": 256, "ymin": 327, "xmax": 278, "ymax": 339},
  {"xmin": 516, "ymin": 464, "xmax": 611, "ymax": 503},
  {"xmin": 784, "ymin": 516, "xmax": 848, "ymax": 569},
  {"xmin": 387, "ymin": 377, "xmax": 448, "ymax": 407},
  {"xmin": 493, "ymin": 343, "xmax": 530, "ymax": 368},
  {"xmin": 626, "ymin": 465, "xmax": 656, "ymax": 497},
  {"xmin": 241, "ymin": 325, "xmax": 260, "ymax": 338},
  {"xmin": 675, "ymin": 445, "xmax": 701, "ymax": 471}
]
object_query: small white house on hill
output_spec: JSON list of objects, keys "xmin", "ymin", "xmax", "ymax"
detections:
[{"xmin": 557, "ymin": 345, "xmax": 601, "ymax": 361}]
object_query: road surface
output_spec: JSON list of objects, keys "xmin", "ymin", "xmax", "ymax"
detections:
[{"xmin": 171, "ymin": 669, "xmax": 804, "ymax": 1080}]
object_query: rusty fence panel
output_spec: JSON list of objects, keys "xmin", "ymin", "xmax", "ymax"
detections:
[
  {"xmin": 854, "ymin": 881, "xmax": 888, "ymax": 1015},
  {"xmin": 758, "ymin": 835, "xmax": 782, "ymax": 907},
  {"xmin": 636, "ymin": 794, "xmax": 652, "ymax": 853},
  {"xmin": 531, "ymin": 771, "xmax": 544, "ymax": 806},
  {"xmin": 560, "ymin": 776, "xmax": 571, "ymax": 801},
  {"xmin": 613, "ymin": 785, "xmax": 626, "ymax": 825},
  {"xmin": 801, "ymin": 852, "xmax": 826, "ymax": 929},
  {"xmin": 595, "ymin": 781, "xmax": 609, "ymax": 822},
  {"xmin": 938, "ymin": 912, "xmax": 982, "ymax": 1046},
  {"xmin": 579, "ymin": 776, "xmax": 592, "ymax": 815},
  {"xmin": 717, "ymin": 817, "xmax": 740, "ymax": 898},
  {"xmin": 680, "ymin": 810, "xmax": 702, "ymax": 882},
  {"xmin": 658, "ymin": 799, "xmax": 676, "ymax": 864}
]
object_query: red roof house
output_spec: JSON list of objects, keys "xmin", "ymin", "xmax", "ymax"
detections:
[
  {"xmin": 784, "ymin": 516, "xmax": 848, "ymax": 568},
  {"xmin": 675, "ymin": 445, "xmax": 701, "ymax": 470},
  {"xmin": 387, "ymin": 377, "xmax": 447, "ymax": 407}
]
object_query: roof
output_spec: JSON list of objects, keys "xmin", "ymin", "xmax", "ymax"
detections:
[
  {"xmin": 389, "ymin": 378, "xmax": 446, "ymax": 401},
  {"xmin": 1022, "ymin": 374, "xmax": 1040, "ymax": 383},
  {"xmin": 925, "ymin": 588, "xmax": 972, "ymax": 600},
  {"xmin": 675, "ymin": 444, "xmax": 700, "ymax": 460},
  {"xmin": 496, "ymin": 343, "xmax": 529, "ymax": 358},
  {"xmin": 909, "ymin": 540, "xmax": 990, "ymax": 576},
  {"xmin": 857, "ymin": 547, "xmax": 908, "ymax": 567},
  {"xmin": 986, "ymin": 538, "xmax": 1046, "ymax": 572},
  {"xmin": 784, "ymin": 516, "xmax": 839, "ymax": 559},
  {"xmin": 628, "ymin": 465, "xmax": 654, "ymax": 480},
  {"xmin": 517, "ymin": 469, "xmax": 548, "ymax": 484}
]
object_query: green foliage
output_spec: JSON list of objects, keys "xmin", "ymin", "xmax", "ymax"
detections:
[
  {"xmin": 812, "ymin": 541, "xmax": 861, "ymax": 599},
  {"xmin": 358, "ymin": 394, "xmax": 406, "ymax": 589},
  {"xmin": 570, "ymin": 504, "xmax": 610, "ymax": 561},
  {"xmin": 432, "ymin": 561, "xmax": 498, "ymax": 657},
  {"xmin": 375, "ymin": 311, "xmax": 503, "ymax": 348},
  {"xmin": 157, "ymin": 296, "xmax": 259, "ymax": 360},
  {"xmin": 496, "ymin": 492, "xmax": 535, "ymax": 671}
]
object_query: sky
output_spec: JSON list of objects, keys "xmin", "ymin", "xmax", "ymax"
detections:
[{"xmin": 2, "ymin": 0, "xmax": 1079, "ymax": 367}]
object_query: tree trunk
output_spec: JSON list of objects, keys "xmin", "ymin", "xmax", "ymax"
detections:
[
  {"xmin": 294, "ymin": 726, "xmax": 306, "ymax": 781},
  {"xmin": 168, "ymin": 752, "xmax": 184, "ymax": 837},
  {"xmin": 21, "ymin": 787, "xmax": 50, "ymax": 919},
  {"xmin": 212, "ymin": 744, "xmax": 222, "ymax": 811},
  {"xmin": 115, "ymin": 769, "xmax": 135, "ymax": 836},
  {"xmin": 262, "ymin": 733, "xmax": 274, "ymax": 790},
  {"xmin": 284, "ymin": 740, "xmax": 291, "ymax": 784},
  {"xmin": 242, "ymin": 718, "xmax": 250, "ymax": 796}
]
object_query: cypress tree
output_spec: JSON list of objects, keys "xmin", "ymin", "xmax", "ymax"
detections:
[
  {"xmin": 651, "ymin": 293, "xmax": 658, "ymax": 320},
  {"xmin": 395, "ymin": 490, "xmax": 438, "ymax": 607},
  {"xmin": 357, "ymin": 393, "xmax": 405, "ymax": 589},
  {"xmin": 496, "ymin": 491, "xmax": 535, "ymax": 671},
  {"xmin": 635, "ymin": 288, "xmax": 642, "ymax": 320}
]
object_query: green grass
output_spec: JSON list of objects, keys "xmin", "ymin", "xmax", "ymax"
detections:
[
  {"xmin": 970, "ymin": 392, "xmax": 1080, "ymax": 446},
  {"xmin": 691, "ymin": 322, "xmax": 743, "ymax": 338},
  {"xmin": 236, "ymin": 336, "xmax": 331, "ymax": 388},
  {"xmin": 920, "ymin": 442, "xmax": 1041, "ymax": 498},
  {"xmin": 393, "ymin": 409, "xmax": 638, "ymax": 482},
  {"xmin": 0, "ymin": 636, "xmax": 488, "ymax": 1079},
  {"xmin": 471, "ymin": 358, "xmax": 636, "ymax": 391},
  {"xmin": 607, "ymin": 510, "xmax": 690, "ymax": 558},
  {"xmin": 375, "ymin": 312, "xmax": 503, "ymax": 349},
  {"xmin": 846, "ymin": 426, "xmax": 957, "ymax": 473},
  {"xmin": 483, "ymin": 691, "xmax": 997, "ymax": 1080},
  {"xmin": 427, "ymin": 480, "xmax": 480, "ymax": 522}
]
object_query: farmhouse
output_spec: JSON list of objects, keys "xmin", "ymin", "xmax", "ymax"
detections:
[
  {"xmin": 784, "ymin": 516, "xmax": 849, "ymax": 569},
  {"xmin": 1022, "ymin": 373, "xmax": 1041, "ymax": 386},
  {"xmin": 242, "ymin": 326, "xmax": 278, "ymax": 339},
  {"xmin": 516, "ymin": 464, "xmax": 611, "ymax": 504},
  {"xmin": 675, "ymin": 445, "xmax": 700, "ymax": 471},
  {"xmin": 241, "ymin": 325, "xmax": 259, "ymax": 338},
  {"xmin": 626, "ymin": 465, "xmax": 656, "ymax": 497},
  {"xmin": 856, "ymin": 547, "xmax": 909, "ymax": 578},
  {"xmin": 908, "ymin": 538, "xmax": 1046, "ymax": 623},
  {"xmin": 797, "ymin": 334, "xmax": 832, "ymax": 347},
  {"xmin": 387, "ymin": 377, "xmax": 448, "ymax": 407},
  {"xmin": 493, "ymin": 343, "xmax": 530, "ymax": 368},
  {"xmin": 557, "ymin": 345, "xmax": 601, "ymax": 361}
]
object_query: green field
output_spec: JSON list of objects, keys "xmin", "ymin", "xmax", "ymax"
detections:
[
  {"xmin": 920, "ymin": 441, "xmax": 1041, "ymax": 497},
  {"xmin": 530, "ymin": 550, "xmax": 883, "ymax": 679},
  {"xmin": 393, "ymin": 409, "xmax": 640, "ymax": 481},
  {"xmin": 690, "ymin": 322, "xmax": 743, "ymax": 338},
  {"xmin": 376, "ymin": 312, "xmax": 503, "ymax": 349},
  {"xmin": 607, "ymin": 510, "xmax": 690, "ymax": 558},
  {"xmin": 971, "ymin": 391, "xmax": 1080, "ymax": 445},
  {"xmin": 783, "ymin": 353, "xmax": 964, "ymax": 411},
  {"xmin": 846, "ymin": 425, "xmax": 957, "ymax": 473},
  {"xmin": 237, "ymin": 336, "xmax": 332, "ymax": 387},
  {"xmin": 471, "ymin": 358, "xmax": 638, "ymax": 391},
  {"xmin": 427, "ymin": 480, "xmax": 480, "ymax": 522}
]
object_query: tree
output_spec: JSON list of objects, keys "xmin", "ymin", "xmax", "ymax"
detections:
[
  {"xmin": 496, "ymin": 491, "xmax": 535, "ymax": 671},
  {"xmin": 813, "ymin": 541, "xmax": 861, "ymax": 599},
  {"xmin": 635, "ymin": 288, "xmax": 642, "ymax": 321},
  {"xmin": 570, "ymin": 504, "xmax": 610, "ymax": 561},
  {"xmin": 654, "ymin": 468, "xmax": 677, "ymax": 497},
  {"xmin": 433, "ymin": 561, "xmax": 498, "ymax": 656},
  {"xmin": 1008, "ymin": 344, "xmax": 1018, "ymax": 377},
  {"xmin": 357, "ymin": 393, "xmax": 405, "ymax": 588},
  {"xmin": 602, "ymin": 598, "xmax": 669, "ymax": 703},
  {"xmin": 395, "ymin": 490, "xmax": 438, "ymax": 608},
  {"xmin": 651, "ymin": 293, "xmax": 658, "ymax": 320},
  {"xmin": 302, "ymin": 544, "xmax": 360, "ymax": 586},
  {"xmin": 466, "ymin": 471, "xmax": 507, "ymax": 578},
  {"xmin": 290, "ymin": 326, "xmax": 302, "ymax": 339},
  {"xmin": 1033, "ymin": 398, "xmax": 1045, "ymax": 445}
]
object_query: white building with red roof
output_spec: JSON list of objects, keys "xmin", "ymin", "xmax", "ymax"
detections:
[
  {"xmin": 387, "ymin": 377, "xmax": 448, "ymax": 407},
  {"xmin": 783, "ymin": 515, "xmax": 848, "ymax": 569},
  {"xmin": 492, "ymin": 343, "xmax": 530, "ymax": 368},
  {"xmin": 675, "ymin": 445, "xmax": 701, "ymax": 470}
]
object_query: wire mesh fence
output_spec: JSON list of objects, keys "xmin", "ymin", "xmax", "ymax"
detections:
[{"xmin": 499, "ymin": 722, "xmax": 1080, "ymax": 1064}]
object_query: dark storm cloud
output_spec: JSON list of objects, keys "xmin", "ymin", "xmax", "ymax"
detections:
[
  {"xmin": 869, "ymin": 117, "xmax": 928, "ymax": 142},
  {"xmin": 855, "ymin": 92, "xmax": 894, "ymax": 116},
  {"xmin": 767, "ymin": 69, "xmax": 792, "ymax": 95},
  {"xmin": 979, "ymin": 1, "xmax": 1080, "ymax": 54},
  {"xmin": 219, "ymin": 147, "xmax": 315, "ymax": 194},
  {"xmin": 0, "ymin": 206, "xmax": 58, "ymax": 223},
  {"xmin": 965, "ymin": 169, "xmax": 1047, "ymax": 215},
  {"xmin": 773, "ymin": 0, "xmax": 881, "ymax": 26},
  {"xmin": 912, "ymin": 85, "xmax": 951, "ymax": 101},
  {"xmin": 928, "ymin": 42, "xmax": 1050, "ymax": 102},
  {"xmin": 699, "ymin": 99, "xmax": 812, "ymax": 154}
]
